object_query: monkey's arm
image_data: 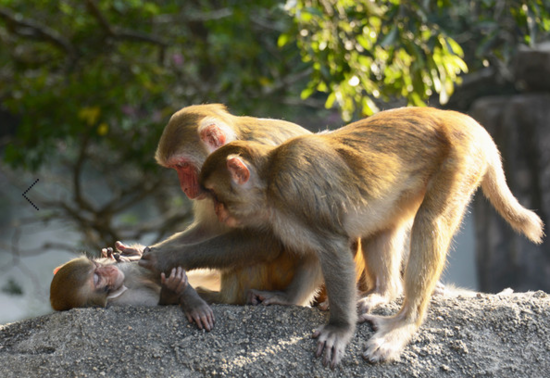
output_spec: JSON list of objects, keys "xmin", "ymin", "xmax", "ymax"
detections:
[
  {"xmin": 139, "ymin": 228, "xmax": 283, "ymax": 274},
  {"xmin": 160, "ymin": 267, "xmax": 215, "ymax": 331}
]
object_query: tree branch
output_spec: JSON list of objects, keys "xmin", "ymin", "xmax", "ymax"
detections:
[
  {"xmin": 0, "ymin": 6, "xmax": 77, "ymax": 57},
  {"xmin": 85, "ymin": 0, "xmax": 167, "ymax": 47}
]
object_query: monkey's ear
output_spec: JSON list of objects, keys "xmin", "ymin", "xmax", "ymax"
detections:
[
  {"xmin": 226, "ymin": 155, "xmax": 250, "ymax": 185},
  {"xmin": 199, "ymin": 123, "xmax": 227, "ymax": 151},
  {"xmin": 53, "ymin": 265, "xmax": 62, "ymax": 275}
]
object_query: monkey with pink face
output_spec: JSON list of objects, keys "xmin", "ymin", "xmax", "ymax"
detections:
[{"xmin": 139, "ymin": 106, "xmax": 543, "ymax": 368}]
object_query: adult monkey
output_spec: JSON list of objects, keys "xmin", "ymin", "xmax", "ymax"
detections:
[
  {"xmin": 190, "ymin": 107, "xmax": 544, "ymax": 367},
  {"xmin": 115, "ymin": 104, "xmax": 341, "ymax": 306}
]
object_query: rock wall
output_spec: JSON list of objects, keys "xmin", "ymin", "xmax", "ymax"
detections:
[{"xmin": 1, "ymin": 291, "xmax": 549, "ymax": 377}]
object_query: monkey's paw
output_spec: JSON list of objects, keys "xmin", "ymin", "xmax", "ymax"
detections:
[
  {"xmin": 247, "ymin": 289, "xmax": 292, "ymax": 306},
  {"xmin": 182, "ymin": 302, "xmax": 215, "ymax": 332},
  {"xmin": 161, "ymin": 267, "xmax": 188, "ymax": 296},
  {"xmin": 357, "ymin": 293, "xmax": 391, "ymax": 315},
  {"xmin": 360, "ymin": 314, "xmax": 417, "ymax": 363},
  {"xmin": 317, "ymin": 298, "xmax": 329, "ymax": 311},
  {"xmin": 102, "ymin": 242, "xmax": 144, "ymax": 262},
  {"xmin": 312, "ymin": 323, "xmax": 354, "ymax": 369},
  {"xmin": 138, "ymin": 248, "xmax": 162, "ymax": 273}
]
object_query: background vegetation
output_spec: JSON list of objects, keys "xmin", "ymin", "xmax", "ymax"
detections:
[{"xmin": 1, "ymin": 0, "xmax": 549, "ymax": 266}]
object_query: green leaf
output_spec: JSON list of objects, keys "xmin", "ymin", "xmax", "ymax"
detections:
[
  {"xmin": 380, "ymin": 25, "xmax": 398, "ymax": 48},
  {"xmin": 278, "ymin": 34, "xmax": 290, "ymax": 48}
]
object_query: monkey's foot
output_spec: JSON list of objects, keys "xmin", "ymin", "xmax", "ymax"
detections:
[
  {"xmin": 360, "ymin": 314, "xmax": 417, "ymax": 363},
  {"xmin": 312, "ymin": 323, "xmax": 354, "ymax": 369},
  {"xmin": 317, "ymin": 298, "xmax": 329, "ymax": 311},
  {"xmin": 357, "ymin": 293, "xmax": 391, "ymax": 314},
  {"xmin": 182, "ymin": 302, "xmax": 215, "ymax": 331},
  {"xmin": 432, "ymin": 281, "xmax": 446, "ymax": 296},
  {"xmin": 247, "ymin": 289, "xmax": 292, "ymax": 306}
]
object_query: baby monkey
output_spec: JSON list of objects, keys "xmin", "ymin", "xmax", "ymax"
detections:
[
  {"xmin": 50, "ymin": 244, "xmax": 215, "ymax": 331},
  {"xmin": 197, "ymin": 106, "xmax": 544, "ymax": 368}
]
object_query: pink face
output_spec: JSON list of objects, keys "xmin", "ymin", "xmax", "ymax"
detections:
[
  {"xmin": 171, "ymin": 161, "xmax": 202, "ymax": 199},
  {"xmin": 90, "ymin": 263, "xmax": 125, "ymax": 293}
]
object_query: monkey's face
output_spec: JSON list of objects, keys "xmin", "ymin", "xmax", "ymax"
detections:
[
  {"xmin": 91, "ymin": 262, "xmax": 125, "ymax": 294},
  {"xmin": 169, "ymin": 159, "xmax": 204, "ymax": 200},
  {"xmin": 201, "ymin": 144, "xmax": 270, "ymax": 229}
]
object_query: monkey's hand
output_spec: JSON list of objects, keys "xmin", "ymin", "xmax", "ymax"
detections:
[
  {"xmin": 138, "ymin": 247, "xmax": 163, "ymax": 273},
  {"xmin": 247, "ymin": 289, "xmax": 293, "ymax": 306},
  {"xmin": 115, "ymin": 241, "xmax": 144, "ymax": 261},
  {"xmin": 101, "ymin": 242, "xmax": 144, "ymax": 262},
  {"xmin": 312, "ymin": 323, "xmax": 353, "ymax": 369},
  {"xmin": 161, "ymin": 267, "xmax": 188, "ymax": 297},
  {"xmin": 179, "ymin": 286, "xmax": 216, "ymax": 332},
  {"xmin": 101, "ymin": 247, "xmax": 119, "ymax": 261}
]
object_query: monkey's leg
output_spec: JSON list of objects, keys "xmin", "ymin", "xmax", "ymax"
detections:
[
  {"xmin": 195, "ymin": 287, "xmax": 225, "ymax": 304},
  {"xmin": 357, "ymin": 223, "xmax": 409, "ymax": 314},
  {"xmin": 312, "ymin": 239, "xmax": 358, "ymax": 369},
  {"xmin": 361, "ymin": 164, "xmax": 480, "ymax": 363},
  {"xmin": 248, "ymin": 253, "xmax": 323, "ymax": 306}
]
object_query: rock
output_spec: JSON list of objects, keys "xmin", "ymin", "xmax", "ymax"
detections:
[
  {"xmin": 1, "ymin": 291, "xmax": 549, "ymax": 377},
  {"xmin": 514, "ymin": 43, "xmax": 550, "ymax": 92}
]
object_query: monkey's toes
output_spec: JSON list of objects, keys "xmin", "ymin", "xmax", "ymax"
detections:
[
  {"xmin": 358, "ymin": 313, "xmax": 381, "ymax": 330},
  {"xmin": 362, "ymin": 336, "xmax": 401, "ymax": 364}
]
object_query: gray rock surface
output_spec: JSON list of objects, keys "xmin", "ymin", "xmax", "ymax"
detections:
[{"xmin": 1, "ymin": 291, "xmax": 549, "ymax": 377}]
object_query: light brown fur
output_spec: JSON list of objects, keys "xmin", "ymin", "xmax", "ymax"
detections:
[
  {"xmin": 138, "ymin": 104, "xmax": 367, "ymax": 307},
  {"xmin": 198, "ymin": 107, "xmax": 544, "ymax": 367},
  {"xmin": 50, "ymin": 255, "xmax": 215, "ymax": 330}
]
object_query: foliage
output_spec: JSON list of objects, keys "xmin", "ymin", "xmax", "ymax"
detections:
[
  {"xmin": 0, "ymin": 0, "xmax": 549, "ymax": 251},
  {"xmin": 279, "ymin": 0, "xmax": 550, "ymax": 120},
  {"xmin": 0, "ymin": 0, "xmax": 302, "ymax": 171},
  {"xmin": 0, "ymin": 0, "xmax": 305, "ymax": 250}
]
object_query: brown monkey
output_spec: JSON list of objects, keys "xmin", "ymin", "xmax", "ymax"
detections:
[
  {"xmin": 117, "ymin": 104, "xmax": 357, "ymax": 307},
  {"xmin": 50, "ymin": 251, "xmax": 215, "ymax": 331},
  {"xmin": 191, "ymin": 106, "xmax": 544, "ymax": 367}
]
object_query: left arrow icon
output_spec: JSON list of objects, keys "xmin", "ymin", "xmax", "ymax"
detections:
[{"xmin": 23, "ymin": 179, "xmax": 39, "ymax": 210}]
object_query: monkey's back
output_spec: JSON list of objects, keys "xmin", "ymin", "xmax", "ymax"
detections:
[{"xmin": 267, "ymin": 107, "xmax": 491, "ymax": 229}]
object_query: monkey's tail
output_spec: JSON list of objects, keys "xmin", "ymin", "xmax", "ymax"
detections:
[{"xmin": 481, "ymin": 149, "xmax": 544, "ymax": 244}]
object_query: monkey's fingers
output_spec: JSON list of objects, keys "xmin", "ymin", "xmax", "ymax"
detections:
[
  {"xmin": 174, "ymin": 269, "xmax": 188, "ymax": 295},
  {"xmin": 186, "ymin": 307, "xmax": 215, "ymax": 331},
  {"xmin": 312, "ymin": 325, "xmax": 346, "ymax": 369},
  {"xmin": 246, "ymin": 290, "xmax": 265, "ymax": 305},
  {"xmin": 115, "ymin": 241, "xmax": 143, "ymax": 258},
  {"xmin": 101, "ymin": 247, "xmax": 116, "ymax": 260}
]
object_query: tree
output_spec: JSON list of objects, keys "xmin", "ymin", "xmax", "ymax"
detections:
[
  {"xmin": 0, "ymin": 0, "xmax": 308, "ymax": 257},
  {"xmin": 281, "ymin": 0, "xmax": 550, "ymax": 120},
  {"xmin": 0, "ymin": 0, "xmax": 548, "ymax": 260}
]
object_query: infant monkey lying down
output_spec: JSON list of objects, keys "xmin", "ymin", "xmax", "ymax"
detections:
[{"xmin": 49, "ymin": 244, "xmax": 215, "ymax": 331}]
